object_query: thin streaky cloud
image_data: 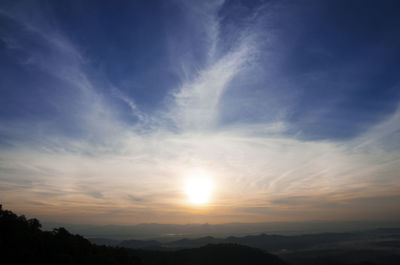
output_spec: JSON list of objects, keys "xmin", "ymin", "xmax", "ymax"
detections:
[{"xmin": 0, "ymin": 0, "xmax": 399, "ymax": 224}]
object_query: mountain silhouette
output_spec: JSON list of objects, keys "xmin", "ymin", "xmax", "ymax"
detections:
[
  {"xmin": 130, "ymin": 243, "xmax": 288, "ymax": 265},
  {"xmin": 0, "ymin": 204, "xmax": 288, "ymax": 265}
]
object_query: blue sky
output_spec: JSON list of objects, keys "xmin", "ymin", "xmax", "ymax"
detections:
[{"xmin": 0, "ymin": 0, "xmax": 400, "ymax": 224}]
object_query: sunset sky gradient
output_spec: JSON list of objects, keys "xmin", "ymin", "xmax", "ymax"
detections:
[{"xmin": 1, "ymin": 0, "xmax": 400, "ymax": 225}]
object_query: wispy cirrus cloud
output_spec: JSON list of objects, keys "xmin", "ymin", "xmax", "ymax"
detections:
[
  {"xmin": 170, "ymin": 43, "xmax": 251, "ymax": 130},
  {"xmin": 0, "ymin": 0, "xmax": 399, "ymax": 225}
]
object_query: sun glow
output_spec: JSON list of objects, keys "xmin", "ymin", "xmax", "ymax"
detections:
[{"xmin": 184, "ymin": 174, "xmax": 214, "ymax": 205}]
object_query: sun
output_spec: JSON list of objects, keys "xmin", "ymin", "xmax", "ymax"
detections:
[{"xmin": 184, "ymin": 175, "xmax": 214, "ymax": 205}]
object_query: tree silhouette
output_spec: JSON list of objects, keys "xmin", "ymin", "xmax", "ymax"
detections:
[{"xmin": 0, "ymin": 204, "xmax": 141, "ymax": 265}]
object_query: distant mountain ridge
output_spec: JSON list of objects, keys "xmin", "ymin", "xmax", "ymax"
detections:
[
  {"xmin": 116, "ymin": 232, "xmax": 359, "ymax": 251},
  {"xmin": 0, "ymin": 205, "xmax": 288, "ymax": 265},
  {"xmin": 90, "ymin": 228, "xmax": 400, "ymax": 253},
  {"xmin": 2, "ymin": 205, "xmax": 399, "ymax": 265}
]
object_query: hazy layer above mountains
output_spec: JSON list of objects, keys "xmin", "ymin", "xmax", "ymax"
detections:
[{"xmin": 42, "ymin": 220, "xmax": 400, "ymax": 241}]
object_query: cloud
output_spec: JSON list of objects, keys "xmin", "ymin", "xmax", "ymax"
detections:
[
  {"xmin": 111, "ymin": 86, "xmax": 147, "ymax": 123},
  {"xmin": 0, "ymin": 0, "xmax": 399, "ymax": 224},
  {"xmin": 169, "ymin": 44, "xmax": 250, "ymax": 130}
]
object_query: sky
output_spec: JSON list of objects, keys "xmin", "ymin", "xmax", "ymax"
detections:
[{"xmin": 0, "ymin": 0, "xmax": 400, "ymax": 225}]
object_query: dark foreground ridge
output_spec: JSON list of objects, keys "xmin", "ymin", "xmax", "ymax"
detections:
[
  {"xmin": 0, "ymin": 205, "xmax": 287, "ymax": 265},
  {"xmin": 0, "ymin": 205, "xmax": 141, "ymax": 265},
  {"xmin": 131, "ymin": 244, "xmax": 287, "ymax": 265}
]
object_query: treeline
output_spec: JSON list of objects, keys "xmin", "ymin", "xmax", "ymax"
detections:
[{"xmin": 0, "ymin": 205, "xmax": 141, "ymax": 265}]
